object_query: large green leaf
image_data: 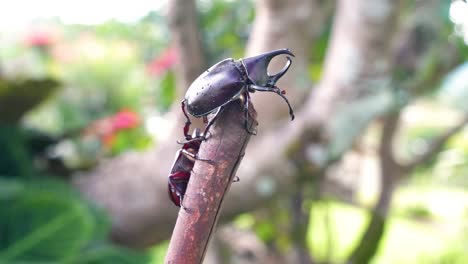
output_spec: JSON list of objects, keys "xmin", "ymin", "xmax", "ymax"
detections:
[
  {"xmin": 0, "ymin": 78, "xmax": 60, "ymax": 123},
  {"xmin": 0, "ymin": 178, "xmax": 149, "ymax": 263},
  {"xmin": 0, "ymin": 179, "xmax": 94, "ymax": 263}
]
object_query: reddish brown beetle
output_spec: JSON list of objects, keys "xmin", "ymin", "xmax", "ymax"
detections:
[{"xmin": 167, "ymin": 129, "xmax": 203, "ymax": 208}]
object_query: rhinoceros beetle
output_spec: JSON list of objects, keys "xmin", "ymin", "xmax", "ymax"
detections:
[
  {"xmin": 168, "ymin": 129, "xmax": 239, "ymax": 208},
  {"xmin": 181, "ymin": 49, "xmax": 295, "ymax": 141},
  {"xmin": 168, "ymin": 129, "xmax": 204, "ymax": 208}
]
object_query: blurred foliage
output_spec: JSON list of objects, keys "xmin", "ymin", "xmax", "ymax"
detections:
[
  {"xmin": 397, "ymin": 203, "xmax": 434, "ymax": 220},
  {"xmin": 198, "ymin": 0, "xmax": 254, "ymax": 63},
  {"xmin": 0, "ymin": 78, "xmax": 60, "ymax": 123},
  {"xmin": 0, "ymin": 178, "xmax": 149, "ymax": 263},
  {"xmin": 439, "ymin": 62, "xmax": 468, "ymax": 112},
  {"xmin": 0, "ymin": 2, "xmax": 258, "ymax": 263},
  {"xmin": 155, "ymin": 71, "xmax": 176, "ymax": 111},
  {"xmin": 0, "ymin": 12, "xmax": 171, "ymax": 264}
]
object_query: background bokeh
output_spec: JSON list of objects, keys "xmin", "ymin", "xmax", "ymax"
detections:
[{"xmin": 1, "ymin": 0, "xmax": 468, "ymax": 263}]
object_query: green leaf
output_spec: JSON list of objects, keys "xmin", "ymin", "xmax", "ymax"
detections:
[
  {"xmin": 156, "ymin": 71, "xmax": 176, "ymax": 111},
  {"xmin": 0, "ymin": 177, "xmax": 24, "ymax": 199},
  {"xmin": 0, "ymin": 78, "xmax": 60, "ymax": 123},
  {"xmin": 0, "ymin": 180, "xmax": 94, "ymax": 263},
  {"xmin": 76, "ymin": 243, "xmax": 150, "ymax": 264}
]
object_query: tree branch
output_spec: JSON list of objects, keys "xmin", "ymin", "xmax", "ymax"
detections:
[
  {"xmin": 402, "ymin": 115, "xmax": 468, "ymax": 173},
  {"xmin": 246, "ymin": 0, "xmax": 330, "ymax": 128},
  {"xmin": 167, "ymin": 0, "xmax": 205, "ymax": 96},
  {"xmin": 346, "ymin": 112, "xmax": 402, "ymax": 264},
  {"xmin": 165, "ymin": 101, "xmax": 257, "ymax": 264}
]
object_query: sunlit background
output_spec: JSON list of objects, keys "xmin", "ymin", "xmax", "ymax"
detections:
[{"xmin": 1, "ymin": 1, "xmax": 468, "ymax": 264}]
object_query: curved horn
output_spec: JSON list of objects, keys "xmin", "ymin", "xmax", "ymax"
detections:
[
  {"xmin": 267, "ymin": 56, "xmax": 292, "ymax": 86},
  {"xmin": 241, "ymin": 49, "xmax": 294, "ymax": 86}
]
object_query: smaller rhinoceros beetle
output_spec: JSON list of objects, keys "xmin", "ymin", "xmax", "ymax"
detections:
[
  {"xmin": 168, "ymin": 129, "xmax": 239, "ymax": 208},
  {"xmin": 168, "ymin": 129, "xmax": 204, "ymax": 208},
  {"xmin": 181, "ymin": 49, "xmax": 295, "ymax": 141}
]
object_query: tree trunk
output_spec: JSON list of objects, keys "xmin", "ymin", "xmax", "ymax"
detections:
[
  {"xmin": 246, "ymin": 0, "xmax": 330, "ymax": 127},
  {"xmin": 347, "ymin": 113, "xmax": 402, "ymax": 264},
  {"xmin": 167, "ymin": 0, "xmax": 205, "ymax": 97},
  {"xmin": 347, "ymin": 1, "xmax": 463, "ymax": 262}
]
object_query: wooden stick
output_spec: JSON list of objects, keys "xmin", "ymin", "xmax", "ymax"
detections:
[{"xmin": 165, "ymin": 100, "xmax": 257, "ymax": 264}]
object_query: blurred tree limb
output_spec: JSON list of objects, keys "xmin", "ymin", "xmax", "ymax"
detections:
[
  {"xmin": 348, "ymin": 110, "xmax": 468, "ymax": 264},
  {"xmin": 246, "ymin": 0, "xmax": 333, "ymax": 127},
  {"xmin": 167, "ymin": 0, "xmax": 205, "ymax": 97},
  {"xmin": 401, "ymin": 115, "xmax": 468, "ymax": 172}
]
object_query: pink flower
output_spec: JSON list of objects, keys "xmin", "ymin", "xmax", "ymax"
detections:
[
  {"xmin": 147, "ymin": 48, "xmax": 178, "ymax": 76},
  {"xmin": 24, "ymin": 29, "xmax": 58, "ymax": 47},
  {"xmin": 112, "ymin": 109, "xmax": 140, "ymax": 130}
]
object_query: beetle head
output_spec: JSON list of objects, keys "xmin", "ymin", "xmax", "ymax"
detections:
[{"xmin": 241, "ymin": 49, "xmax": 294, "ymax": 87}]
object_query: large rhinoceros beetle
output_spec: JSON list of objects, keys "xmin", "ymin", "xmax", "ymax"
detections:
[
  {"xmin": 168, "ymin": 129, "xmax": 203, "ymax": 208},
  {"xmin": 181, "ymin": 49, "xmax": 295, "ymax": 140}
]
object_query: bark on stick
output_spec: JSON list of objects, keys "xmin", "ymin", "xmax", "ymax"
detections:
[{"xmin": 165, "ymin": 100, "xmax": 257, "ymax": 264}]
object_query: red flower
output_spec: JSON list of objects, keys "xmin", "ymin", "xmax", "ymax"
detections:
[
  {"xmin": 112, "ymin": 109, "xmax": 140, "ymax": 130},
  {"xmin": 147, "ymin": 48, "xmax": 178, "ymax": 76},
  {"xmin": 24, "ymin": 29, "xmax": 57, "ymax": 47},
  {"xmin": 82, "ymin": 109, "xmax": 140, "ymax": 149}
]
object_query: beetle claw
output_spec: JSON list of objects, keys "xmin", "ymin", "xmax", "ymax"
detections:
[{"xmin": 241, "ymin": 49, "xmax": 295, "ymax": 87}]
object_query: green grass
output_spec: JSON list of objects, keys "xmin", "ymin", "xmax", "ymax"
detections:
[
  {"xmin": 308, "ymin": 186, "xmax": 468, "ymax": 264},
  {"xmin": 150, "ymin": 241, "xmax": 168, "ymax": 264}
]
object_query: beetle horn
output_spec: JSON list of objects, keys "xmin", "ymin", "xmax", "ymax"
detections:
[
  {"xmin": 267, "ymin": 56, "xmax": 292, "ymax": 86},
  {"xmin": 241, "ymin": 49, "xmax": 295, "ymax": 86}
]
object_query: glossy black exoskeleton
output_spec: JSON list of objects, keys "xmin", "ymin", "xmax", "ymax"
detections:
[{"xmin": 181, "ymin": 49, "xmax": 295, "ymax": 140}]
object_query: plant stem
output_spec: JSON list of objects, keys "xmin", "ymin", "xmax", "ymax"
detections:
[{"xmin": 165, "ymin": 100, "xmax": 257, "ymax": 264}]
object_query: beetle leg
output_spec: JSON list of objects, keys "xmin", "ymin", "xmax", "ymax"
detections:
[
  {"xmin": 176, "ymin": 129, "xmax": 205, "ymax": 145},
  {"xmin": 180, "ymin": 194, "xmax": 186, "ymax": 210},
  {"xmin": 249, "ymin": 84, "xmax": 295, "ymax": 121},
  {"xmin": 181, "ymin": 100, "xmax": 192, "ymax": 139},
  {"xmin": 181, "ymin": 149, "xmax": 211, "ymax": 162},
  {"xmin": 177, "ymin": 137, "xmax": 202, "ymax": 145},
  {"xmin": 202, "ymin": 106, "xmax": 223, "ymax": 139},
  {"xmin": 243, "ymin": 92, "xmax": 257, "ymax": 135}
]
